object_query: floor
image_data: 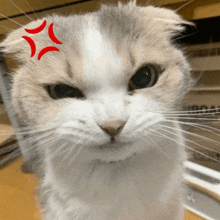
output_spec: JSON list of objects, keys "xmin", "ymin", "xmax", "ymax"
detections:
[
  {"xmin": 0, "ymin": 104, "xmax": 14, "ymax": 143},
  {"xmin": 0, "ymin": 104, "xmax": 204, "ymax": 220},
  {"xmin": 0, "ymin": 158, "xmax": 41, "ymax": 220},
  {"xmin": 0, "ymin": 104, "xmax": 41, "ymax": 219}
]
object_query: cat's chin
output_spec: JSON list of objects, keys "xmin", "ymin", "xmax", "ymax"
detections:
[
  {"xmin": 89, "ymin": 141, "xmax": 145, "ymax": 163},
  {"xmin": 103, "ymin": 152, "xmax": 137, "ymax": 164},
  {"xmin": 97, "ymin": 142, "xmax": 130, "ymax": 150}
]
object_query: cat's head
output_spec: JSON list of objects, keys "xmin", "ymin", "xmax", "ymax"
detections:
[{"xmin": 0, "ymin": 1, "xmax": 193, "ymax": 163}]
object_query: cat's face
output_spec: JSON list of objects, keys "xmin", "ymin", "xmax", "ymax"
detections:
[{"xmin": 1, "ymin": 2, "xmax": 193, "ymax": 163}]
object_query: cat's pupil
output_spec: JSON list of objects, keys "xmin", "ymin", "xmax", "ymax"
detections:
[
  {"xmin": 129, "ymin": 65, "xmax": 158, "ymax": 90},
  {"xmin": 132, "ymin": 66, "xmax": 151, "ymax": 87},
  {"xmin": 55, "ymin": 85, "xmax": 74, "ymax": 97},
  {"xmin": 48, "ymin": 84, "xmax": 84, "ymax": 99}
]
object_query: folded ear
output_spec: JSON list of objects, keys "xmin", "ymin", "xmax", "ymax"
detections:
[
  {"xmin": 140, "ymin": 6, "xmax": 193, "ymax": 38},
  {"xmin": 0, "ymin": 19, "xmax": 46, "ymax": 62}
]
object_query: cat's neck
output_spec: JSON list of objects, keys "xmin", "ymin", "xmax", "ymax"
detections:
[
  {"xmin": 44, "ymin": 138, "xmax": 185, "ymax": 202},
  {"xmin": 39, "ymin": 142, "xmax": 185, "ymax": 220}
]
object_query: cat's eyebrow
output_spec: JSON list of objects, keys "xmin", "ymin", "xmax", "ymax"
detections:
[
  {"xmin": 66, "ymin": 61, "xmax": 73, "ymax": 78},
  {"xmin": 129, "ymin": 51, "xmax": 135, "ymax": 67}
]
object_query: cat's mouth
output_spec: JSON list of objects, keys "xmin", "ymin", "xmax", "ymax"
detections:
[
  {"xmin": 98, "ymin": 137, "xmax": 130, "ymax": 150},
  {"xmin": 90, "ymin": 139, "xmax": 139, "ymax": 163},
  {"xmin": 98, "ymin": 142, "xmax": 121, "ymax": 150}
]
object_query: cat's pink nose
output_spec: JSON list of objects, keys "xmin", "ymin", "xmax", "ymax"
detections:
[{"xmin": 99, "ymin": 120, "xmax": 126, "ymax": 136}]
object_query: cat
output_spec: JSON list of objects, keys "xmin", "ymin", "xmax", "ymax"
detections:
[{"xmin": 0, "ymin": 1, "xmax": 194, "ymax": 219}]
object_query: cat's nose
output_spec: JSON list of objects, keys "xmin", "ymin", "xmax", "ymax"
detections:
[{"xmin": 99, "ymin": 119, "xmax": 126, "ymax": 136}]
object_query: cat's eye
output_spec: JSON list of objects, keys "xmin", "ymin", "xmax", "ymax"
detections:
[
  {"xmin": 47, "ymin": 84, "xmax": 84, "ymax": 99},
  {"xmin": 129, "ymin": 64, "xmax": 160, "ymax": 90}
]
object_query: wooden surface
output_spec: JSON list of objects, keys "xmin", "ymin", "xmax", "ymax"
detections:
[
  {"xmin": 185, "ymin": 211, "xmax": 205, "ymax": 220},
  {"xmin": 1, "ymin": 0, "xmax": 220, "ymax": 34},
  {"xmin": 0, "ymin": 104, "xmax": 14, "ymax": 143},
  {"xmin": 0, "ymin": 1, "xmax": 99, "ymax": 34},
  {"xmin": 0, "ymin": 0, "xmax": 188, "ymax": 18},
  {"xmin": 0, "ymin": 158, "xmax": 41, "ymax": 220},
  {"xmin": 0, "ymin": 158, "xmax": 205, "ymax": 220}
]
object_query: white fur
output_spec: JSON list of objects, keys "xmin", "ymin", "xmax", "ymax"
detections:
[{"xmin": 43, "ymin": 121, "xmax": 186, "ymax": 220}]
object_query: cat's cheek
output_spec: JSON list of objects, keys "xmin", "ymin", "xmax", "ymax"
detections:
[
  {"xmin": 50, "ymin": 101, "xmax": 111, "ymax": 149},
  {"xmin": 45, "ymin": 100, "xmax": 92, "ymax": 124},
  {"xmin": 36, "ymin": 102, "xmax": 67, "ymax": 124},
  {"xmin": 118, "ymin": 94, "xmax": 165, "ymax": 141}
]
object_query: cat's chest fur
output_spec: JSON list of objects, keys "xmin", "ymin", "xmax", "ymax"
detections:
[{"xmin": 39, "ymin": 135, "xmax": 185, "ymax": 220}]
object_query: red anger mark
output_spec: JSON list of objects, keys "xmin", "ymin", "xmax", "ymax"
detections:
[
  {"xmin": 22, "ymin": 20, "xmax": 62, "ymax": 60},
  {"xmin": 22, "ymin": 36, "xmax": 36, "ymax": 57},
  {"xmin": 25, "ymin": 20, "xmax": 46, "ymax": 34},
  {"xmin": 38, "ymin": 46, "xmax": 60, "ymax": 60},
  {"xmin": 48, "ymin": 23, "xmax": 62, "ymax": 44}
]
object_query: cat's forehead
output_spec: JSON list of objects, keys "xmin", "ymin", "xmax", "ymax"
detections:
[
  {"xmin": 80, "ymin": 17, "xmax": 131, "ymax": 91},
  {"xmin": 28, "ymin": 14, "xmax": 135, "ymax": 87},
  {"xmin": 26, "ymin": 17, "xmax": 130, "ymax": 88},
  {"xmin": 37, "ymin": 11, "xmax": 174, "ymax": 84},
  {"xmin": 2, "ymin": 3, "xmax": 187, "ymax": 88}
]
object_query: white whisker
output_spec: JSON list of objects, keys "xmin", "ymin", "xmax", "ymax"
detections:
[
  {"xmin": 12, "ymin": 123, "xmax": 58, "ymax": 135},
  {"xmin": 163, "ymin": 110, "xmax": 220, "ymax": 116},
  {"xmin": 0, "ymin": 129, "xmax": 14, "ymax": 135},
  {"xmin": 52, "ymin": 143, "xmax": 68, "ymax": 165},
  {"xmin": 174, "ymin": 31, "xmax": 198, "ymax": 41},
  {"xmin": 26, "ymin": 0, "xmax": 39, "ymax": 19},
  {"xmin": 146, "ymin": 0, "xmax": 151, "ymax": 5},
  {"xmin": 158, "ymin": 125, "xmax": 220, "ymax": 154},
  {"xmin": 154, "ymin": 107, "xmax": 220, "ymax": 114},
  {"xmin": 175, "ymin": 0, "xmax": 194, "ymax": 12},
  {"xmin": 68, "ymin": 146, "xmax": 84, "ymax": 166},
  {"xmin": 0, "ymin": 23, "xmax": 12, "ymax": 30},
  {"xmin": 58, "ymin": 128, "xmax": 91, "ymax": 136},
  {"xmin": 163, "ymin": 119, "xmax": 220, "ymax": 138},
  {"xmin": 166, "ymin": 116, "xmax": 219, "ymax": 122},
  {"xmin": 51, "ymin": 143, "xmax": 67, "ymax": 158},
  {"xmin": 0, "ymin": 13, "xmax": 24, "ymax": 27},
  {"xmin": 2, "ymin": 38, "xmax": 26, "ymax": 47},
  {"xmin": 147, "ymin": 132, "xmax": 171, "ymax": 159},
  {"xmin": 22, "ymin": 132, "xmax": 53, "ymax": 144},
  {"xmin": 20, "ymin": 133, "xmax": 56, "ymax": 150},
  {"xmin": 150, "ymin": 128, "xmax": 220, "ymax": 164},
  {"xmin": 9, "ymin": 0, "xmax": 33, "ymax": 21}
]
